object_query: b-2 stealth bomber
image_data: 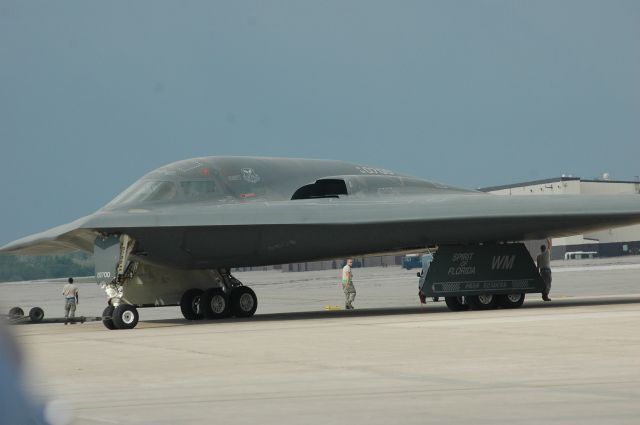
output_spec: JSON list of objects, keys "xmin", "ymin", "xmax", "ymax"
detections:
[{"xmin": 2, "ymin": 156, "xmax": 640, "ymax": 329}]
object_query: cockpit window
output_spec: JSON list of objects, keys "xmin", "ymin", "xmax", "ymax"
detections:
[
  {"xmin": 180, "ymin": 180, "xmax": 217, "ymax": 199},
  {"xmin": 128, "ymin": 181, "xmax": 176, "ymax": 203},
  {"xmin": 105, "ymin": 178, "xmax": 225, "ymax": 209},
  {"xmin": 147, "ymin": 181, "xmax": 177, "ymax": 201},
  {"xmin": 104, "ymin": 180, "xmax": 177, "ymax": 207}
]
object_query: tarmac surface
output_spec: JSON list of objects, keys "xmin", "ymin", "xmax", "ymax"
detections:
[{"xmin": 2, "ymin": 256, "xmax": 640, "ymax": 424}]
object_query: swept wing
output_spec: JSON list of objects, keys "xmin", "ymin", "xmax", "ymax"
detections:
[{"xmin": 3, "ymin": 193, "xmax": 640, "ymax": 268}]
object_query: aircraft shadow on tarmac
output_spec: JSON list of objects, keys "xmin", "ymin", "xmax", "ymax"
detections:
[{"xmin": 143, "ymin": 296, "xmax": 640, "ymax": 327}]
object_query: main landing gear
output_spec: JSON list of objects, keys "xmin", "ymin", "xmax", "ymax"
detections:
[
  {"xmin": 179, "ymin": 270, "xmax": 258, "ymax": 321},
  {"xmin": 180, "ymin": 286, "xmax": 258, "ymax": 321}
]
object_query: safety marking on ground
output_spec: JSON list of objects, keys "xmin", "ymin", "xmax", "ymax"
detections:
[{"xmin": 323, "ymin": 305, "xmax": 341, "ymax": 311}]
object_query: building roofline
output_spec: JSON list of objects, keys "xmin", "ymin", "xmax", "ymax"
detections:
[
  {"xmin": 580, "ymin": 179, "xmax": 640, "ymax": 184},
  {"xmin": 479, "ymin": 176, "xmax": 640, "ymax": 192},
  {"xmin": 479, "ymin": 177, "xmax": 580, "ymax": 192}
]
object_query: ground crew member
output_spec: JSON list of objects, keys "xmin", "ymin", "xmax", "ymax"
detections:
[
  {"xmin": 62, "ymin": 277, "xmax": 79, "ymax": 324},
  {"xmin": 537, "ymin": 239, "xmax": 552, "ymax": 301},
  {"xmin": 342, "ymin": 259, "xmax": 356, "ymax": 309}
]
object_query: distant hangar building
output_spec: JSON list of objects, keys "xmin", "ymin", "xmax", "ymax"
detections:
[{"xmin": 481, "ymin": 175, "xmax": 640, "ymax": 259}]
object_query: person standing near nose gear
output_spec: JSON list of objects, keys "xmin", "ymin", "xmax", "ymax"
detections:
[
  {"xmin": 62, "ymin": 277, "xmax": 79, "ymax": 324},
  {"xmin": 342, "ymin": 259, "xmax": 356, "ymax": 309}
]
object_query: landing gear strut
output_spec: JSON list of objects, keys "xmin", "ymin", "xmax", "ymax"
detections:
[{"xmin": 96, "ymin": 234, "xmax": 141, "ymax": 330}]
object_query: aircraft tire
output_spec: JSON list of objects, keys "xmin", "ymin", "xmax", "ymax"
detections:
[
  {"xmin": 180, "ymin": 288, "xmax": 204, "ymax": 320},
  {"xmin": 444, "ymin": 296, "xmax": 469, "ymax": 312},
  {"xmin": 201, "ymin": 288, "xmax": 230, "ymax": 319},
  {"xmin": 8, "ymin": 307, "xmax": 24, "ymax": 319},
  {"xmin": 230, "ymin": 286, "xmax": 258, "ymax": 318},
  {"xmin": 102, "ymin": 305, "xmax": 117, "ymax": 330},
  {"xmin": 467, "ymin": 295, "xmax": 499, "ymax": 310},
  {"xmin": 112, "ymin": 304, "xmax": 139, "ymax": 329},
  {"xmin": 29, "ymin": 307, "xmax": 45, "ymax": 323},
  {"xmin": 497, "ymin": 293, "xmax": 525, "ymax": 309}
]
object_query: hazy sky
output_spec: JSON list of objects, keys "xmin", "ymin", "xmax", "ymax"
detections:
[{"xmin": 1, "ymin": 0, "xmax": 639, "ymax": 245}]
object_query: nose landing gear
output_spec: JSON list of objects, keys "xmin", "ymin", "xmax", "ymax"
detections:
[
  {"xmin": 112, "ymin": 304, "xmax": 139, "ymax": 329},
  {"xmin": 101, "ymin": 303, "xmax": 139, "ymax": 330}
]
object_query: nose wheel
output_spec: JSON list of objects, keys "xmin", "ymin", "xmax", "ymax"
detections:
[
  {"xmin": 103, "ymin": 304, "xmax": 139, "ymax": 330},
  {"xmin": 102, "ymin": 305, "xmax": 117, "ymax": 330}
]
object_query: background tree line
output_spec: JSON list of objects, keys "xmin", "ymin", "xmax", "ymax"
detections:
[{"xmin": 0, "ymin": 252, "xmax": 93, "ymax": 282}]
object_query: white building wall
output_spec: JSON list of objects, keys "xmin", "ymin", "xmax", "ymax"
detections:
[
  {"xmin": 488, "ymin": 180, "xmax": 580, "ymax": 246},
  {"xmin": 579, "ymin": 181, "xmax": 640, "ymax": 244},
  {"xmin": 580, "ymin": 181, "xmax": 640, "ymax": 195},
  {"xmin": 489, "ymin": 180, "xmax": 580, "ymax": 196},
  {"xmin": 487, "ymin": 178, "xmax": 640, "ymax": 248}
]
